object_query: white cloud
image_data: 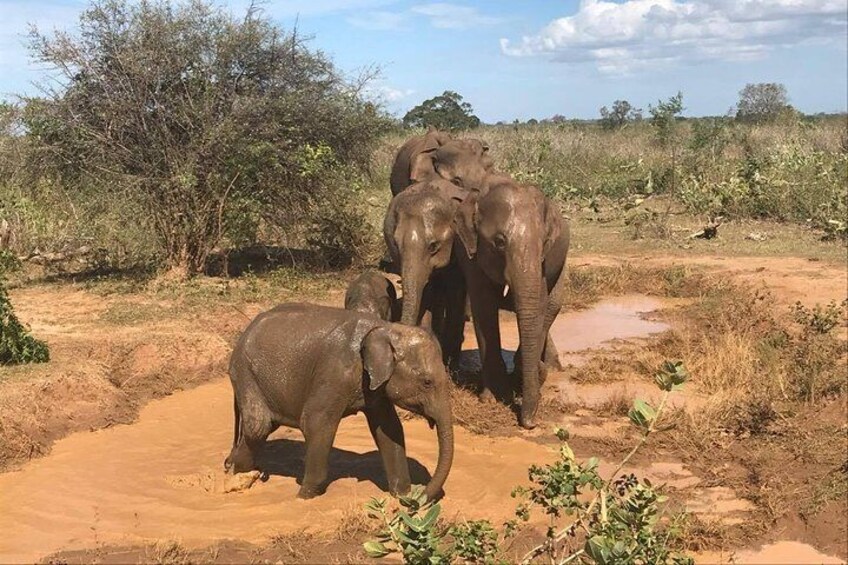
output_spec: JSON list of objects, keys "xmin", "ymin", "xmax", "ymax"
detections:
[
  {"xmin": 364, "ymin": 84, "xmax": 415, "ymax": 103},
  {"xmin": 500, "ymin": 0, "xmax": 848, "ymax": 74},
  {"xmin": 411, "ymin": 3, "xmax": 502, "ymax": 29},
  {"xmin": 347, "ymin": 10, "xmax": 407, "ymax": 30}
]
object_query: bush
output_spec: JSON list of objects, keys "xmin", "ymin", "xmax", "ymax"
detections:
[
  {"xmin": 0, "ymin": 280, "xmax": 49, "ymax": 365},
  {"xmin": 24, "ymin": 0, "xmax": 390, "ymax": 277}
]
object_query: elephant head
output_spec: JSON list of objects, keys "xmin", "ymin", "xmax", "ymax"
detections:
[
  {"xmin": 362, "ymin": 324, "xmax": 454, "ymax": 499},
  {"xmin": 410, "ymin": 138, "xmax": 495, "ymax": 192},
  {"xmin": 384, "ymin": 179, "xmax": 466, "ymax": 326},
  {"xmin": 454, "ymin": 182, "xmax": 563, "ymax": 428}
]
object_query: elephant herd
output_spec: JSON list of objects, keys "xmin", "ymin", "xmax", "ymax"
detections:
[{"xmin": 224, "ymin": 128, "xmax": 570, "ymax": 501}]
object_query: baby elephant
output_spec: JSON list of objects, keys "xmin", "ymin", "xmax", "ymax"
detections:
[
  {"xmin": 344, "ymin": 271, "xmax": 400, "ymax": 321},
  {"xmin": 225, "ymin": 303, "xmax": 454, "ymax": 500}
]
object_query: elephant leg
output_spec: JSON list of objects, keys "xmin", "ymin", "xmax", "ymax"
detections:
[
  {"xmin": 469, "ymin": 277, "xmax": 507, "ymax": 402},
  {"xmin": 544, "ymin": 333, "xmax": 564, "ymax": 372},
  {"xmin": 441, "ymin": 276, "xmax": 467, "ymax": 369},
  {"xmin": 226, "ymin": 404, "xmax": 273, "ymax": 474},
  {"xmin": 540, "ymin": 269, "xmax": 567, "ymax": 377},
  {"xmin": 299, "ymin": 412, "xmax": 341, "ymax": 499},
  {"xmin": 365, "ymin": 399, "xmax": 411, "ymax": 496}
]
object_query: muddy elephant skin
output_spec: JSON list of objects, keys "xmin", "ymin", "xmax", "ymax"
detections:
[
  {"xmin": 225, "ymin": 303, "xmax": 454, "ymax": 500},
  {"xmin": 455, "ymin": 178, "xmax": 570, "ymax": 429},
  {"xmin": 383, "ymin": 179, "xmax": 468, "ymax": 365},
  {"xmin": 389, "ymin": 128, "xmax": 494, "ymax": 195},
  {"xmin": 344, "ymin": 271, "xmax": 400, "ymax": 322}
]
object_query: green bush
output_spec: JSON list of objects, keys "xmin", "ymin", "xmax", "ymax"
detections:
[
  {"xmin": 0, "ymin": 280, "xmax": 49, "ymax": 365},
  {"xmin": 364, "ymin": 361, "xmax": 693, "ymax": 565}
]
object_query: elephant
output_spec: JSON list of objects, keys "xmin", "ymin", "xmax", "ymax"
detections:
[
  {"xmin": 454, "ymin": 177, "xmax": 570, "ymax": 429},
  {"xmin": 383, "ymin": 178, "xmax": 468, "ymax": 366},
  {"xmin": 224, "ymin": 303, "xmax": 454, "ymax": 500},
  {"xmin": 389, "ymin": 128, "xmax": 495, "ymax": 196},
  {"xmin": 345, "ymin": 270, "xmax": 400, "ymax": 322}
]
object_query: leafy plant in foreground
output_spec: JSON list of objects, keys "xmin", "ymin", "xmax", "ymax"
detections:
[
  {"xmin": 364, "ymin": 488, "xmax": 447, "ymax": 563},
  {"xmin": 0, "ymin": 279, "xmax": 49, "ymax": 364},
  {"xmin": 364, "ymin": 361, "xmax": 693, "ymax": 564}
]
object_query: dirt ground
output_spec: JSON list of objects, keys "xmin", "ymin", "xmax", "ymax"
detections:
[{"xmin": 1, "ymin": 245, "xmax": 845, "ymax": 564}]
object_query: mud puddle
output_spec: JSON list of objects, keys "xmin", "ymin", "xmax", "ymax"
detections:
[
  {"xmin": 0, "ymin": 379, "xmax": 556, "ymax": 563},
  {"xmin": 460, "ymin": 294, "xmax": 669, "ymax": 371}
]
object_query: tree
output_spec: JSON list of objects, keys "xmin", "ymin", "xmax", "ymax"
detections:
[
  {"xmin": 26, "ymin": 0, "xmax": 387, "ymax": 276},
  {"xmin": 599, "ymin": 99, "xmax": 641, "ymax": 129},
  {"xmin": 402, "ymin": 91, "xmax": 480, "ymax": 131},
  {"xmin": 736, "ymin": 83, "xmax": 790, "ymax": 123},
  {"xmin": 648, "ymin": 92, "xmax": 684, "ymax": 148}
]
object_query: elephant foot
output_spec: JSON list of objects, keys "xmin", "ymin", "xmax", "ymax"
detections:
[
  {"xmin": 297, "ymin": 484, "xmax": 326, "ymax": 499},
  {"xmin": 223, "ymin": 470, "xmax": 261, "ymax": 493},
  {"xmin": 519, "ymin": 414, "xmax": 537, "ymax": 430},
  {"xmin": 478, "ymin": 388, "xmax": 496, "ymax": 404},
  {"xmin": 544, "ymin": 354, "xmax": 564, "ymax": 372}
]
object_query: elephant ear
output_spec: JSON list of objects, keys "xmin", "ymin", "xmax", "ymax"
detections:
[
  {"xmin": 410, "ymin": 149, "xmax": 437, "ymax": 183},
  {"xmin": 453, "ymin": 191, "xmax": 479, "ymax": 258},
  {"xmin": 362, "ymin": 326, "xmax": 396, "ymax": 391},
  {"xmin": 543, "ymin": 197, "xmax": 562, "ymax": 257},
  {"xmin": 383, "ymin": 197, "xmax": 401, "ymax": 268}
]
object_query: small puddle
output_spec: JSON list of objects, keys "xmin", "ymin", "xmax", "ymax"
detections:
[{"xmin": 461, "ymin": 294, "xmax": 670, "ymax": 372}]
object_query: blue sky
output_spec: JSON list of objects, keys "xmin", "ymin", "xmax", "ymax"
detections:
[{"xmin": 1, "ymin": 0, "xmax": 846, "ymax": 121}]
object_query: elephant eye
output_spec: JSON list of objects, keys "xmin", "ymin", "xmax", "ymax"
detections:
[
  {"xmin": 423, "ymin": 377, "xmax": 434, "ymax": 388},
  {"xmin": 452, "ymin": 177, "xmax": 464, "ymax": 188},
  {"xmin": 494, "ymin": 234, "xmax": 507, "ymax": 249},
  {"xmin": 428, "ymin": 241, "xmax": 441, "ymax": 255}
]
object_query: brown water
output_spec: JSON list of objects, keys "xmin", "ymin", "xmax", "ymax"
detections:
[{"xmin": 461, "ymin": 294, "xmax": 670, "ymax": 371}]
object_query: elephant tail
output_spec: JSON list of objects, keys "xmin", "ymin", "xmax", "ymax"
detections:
[
  {"xmin": 224, "ymin": 394, "xmax": 242, "ymax": 471},
  {"xmin": 231, "ymin": 394, "xmax": 242, "ymax": 451}
]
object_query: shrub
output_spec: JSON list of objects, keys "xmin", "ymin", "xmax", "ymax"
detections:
[
  {"xmin": 364, "ymin": 361, "xmax": 693, "ymax": 565},
  {"xmin": 0, "ymin": 280, "xmax": 49, "ymax": 365},
  {"xmin": 25, "ymin": 0, "xmax": 389, "ymax": 277}
]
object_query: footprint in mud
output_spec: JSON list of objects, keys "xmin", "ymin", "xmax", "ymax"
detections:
[{"xmin": 165, "ymin": 469, "xmax": 261, "ymax": 494}]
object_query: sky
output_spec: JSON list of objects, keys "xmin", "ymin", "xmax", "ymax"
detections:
[{"xmin": 1, "ymin": 0, "xmax": 846, "ymax": 121}]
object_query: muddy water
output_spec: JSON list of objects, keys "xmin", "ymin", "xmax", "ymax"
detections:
[
  {"xmin": 0, "ymin": 379, "xmax": 556, "ymax": 562},
  {"xmin": 461, "ymin": 294, "xmax": 669, "ymax": 370}
]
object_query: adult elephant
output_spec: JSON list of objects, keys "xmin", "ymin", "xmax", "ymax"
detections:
[
  {"xmin": 389, "ymin": 127, "xmax": 494, "ymax": 195},
  {"xmin": 454, "ymin": 176, "xmax": 570, "ymax": 429},
  {"xmin": 383, "ymin": 178, "xmax": 467, "ymax": 366}
]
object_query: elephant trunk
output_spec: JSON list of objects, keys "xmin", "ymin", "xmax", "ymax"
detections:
[
  {"xmin": 400, "ymin": 257, "xmax": 430, "ymax": 326},
  {"xmin": 424, "ymin": 411, "xmax": 454, "ymax": 500},
  {"xmin": 512, "ymin": 265, "xmax": 546, "ymax": 430}
]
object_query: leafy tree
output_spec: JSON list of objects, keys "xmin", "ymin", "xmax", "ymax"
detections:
[
  {"xmin": 599, "ymin": 100, "xmax": 642, "ymax": 130},
  {"xmin": 26, "ymin": 0, "xmax": 388, "ymax": 276},
  {"xmin": 736, "ymin": 83, "xmax": 791, "ymax": 123},
  {"xmin": 550, "ymin": 114, "xmax": 568, "ymax": 124},
  {"xmin": 402, "ymin": 91, "xmax": 480, "ymax": 131},
  {"xmin": 648, "ymin": 92, "xmax": 684, "ymax": 148}
]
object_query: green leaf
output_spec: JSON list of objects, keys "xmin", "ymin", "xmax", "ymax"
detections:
[
  {"xmin": 585, "ymin": 536, "xmax": 611, "ymax": 565},
  {"xmin": 420, "ymin": 504, "xmax": 441, "ymax": 529},
  {"xmin": 363, "ymin": 541, "xmax": 391, "ymax": 558}
]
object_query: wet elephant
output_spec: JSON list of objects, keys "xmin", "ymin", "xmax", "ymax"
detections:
[
  {"xmin": 225, "ymin": 303, "xmax": 454, "ymax": 501},
  {"xmin": 389, "ymin": 128, "xmax": 494, "ymax": 196},
  {"xmin": 454, "ymin": 177, "xmax": 570, "ymax": 429},
  {"xmin": 383, "ymin": 178, "xmax": 467, "ymax": 366}
]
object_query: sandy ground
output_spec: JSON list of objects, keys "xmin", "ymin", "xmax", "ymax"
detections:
[{"xmin": 1, "ymin": 253, "xmax": 845, "ymax": 563}]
